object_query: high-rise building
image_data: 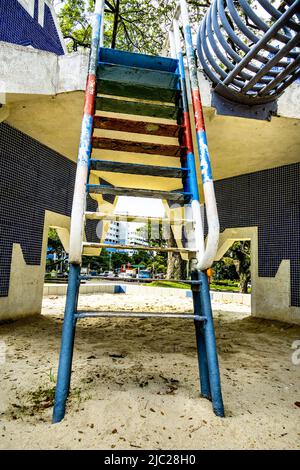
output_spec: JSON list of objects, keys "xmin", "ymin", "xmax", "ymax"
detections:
[{"xmin": 104, "ymin": 219, "xmax": 148, "ymax": 255}]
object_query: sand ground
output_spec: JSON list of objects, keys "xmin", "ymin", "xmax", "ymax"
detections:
[{"xmin": 0, "ymin": 292, "xmax": 299, "ymax": 450}]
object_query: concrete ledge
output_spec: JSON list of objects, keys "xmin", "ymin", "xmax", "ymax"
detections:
[
  {"xmin": 44, "ymin": 283, "xmax": 123, "ymax": 296},
  {"xmin": 0, "ymin": 42, "xmax": 88, "ymax": 98},
  {"xmin": 186, "ymin": 289, "xmax": 251, "ymax": 306},
  {"xmin": 43, "ymin": 282, "xmax": 251, "ymax": 306}
]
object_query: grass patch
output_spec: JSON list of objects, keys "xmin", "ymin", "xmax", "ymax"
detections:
[
  {"xmin": 148, "ymin": 280, "xmax": 188, "ymax": 289},
  {"xmin": 149, "ymin": 280, "xmax": 250, "ymax": 293},
  {"xmin": 7, "ymin": 385, "xmax": 83, "ymax": 420},
  {"xmin": 210, "ymin": 282, "xmax": 240, "ymax": 292}
]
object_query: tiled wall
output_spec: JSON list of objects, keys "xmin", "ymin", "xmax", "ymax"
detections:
[
  {"xmin": 0, "ymin": 122, "xmax": 299, "ymax": 307},
  {"xmin": 0, "ymin": 0, "xmax": 65, "ymax": 55},
  {"xmin": 213, "ymin": 163, "xmax": 300, "ymax": 307},
  {"xmin": 0, "ymin": 123, "xmax": 96, "ymax": 297}
]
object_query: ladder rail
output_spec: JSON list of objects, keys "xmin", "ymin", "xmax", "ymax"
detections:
[
  {"xmin": 172, "ymin": 20, "xmax": 206, "ymax": 268},
  {"xmin": 177, "ymin": 0, "xmax": 220, "ymax": 271},
  {"xmin": 68, "ymin": 0, "xmax": 105, "ymax": 264},
  {"xmin": 75, "ymin": 312, "xmax": 206, "ymax": 321}
]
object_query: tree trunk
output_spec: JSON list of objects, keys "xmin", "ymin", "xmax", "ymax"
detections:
[
  {"xmin": 167, "ymin": 229, "xmax": 186, "ymax": 279},
  {"xmin": 111, "ymin": 0, "xmax": 120, "ymax": 49},
  {"xmin": 239, "ymin": 278, "xmax": 249, "ymax": 294}
]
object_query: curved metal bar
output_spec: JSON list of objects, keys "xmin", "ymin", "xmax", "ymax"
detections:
[
  {"xmin": 197, "ymin": 0, "xmax": 300, "ymax": 104},
  {"xmin": 259, "ymin": 54, "xmax": 300, "ymax": 95},
  {"xmin": 238, "ymin": 0, "xmax": 299, "ymax": 46},
  {"xmin": 226, "ymin": 0, "xmax": 292, "ymax": 64},
  {"xmin": 199, "ymin": 4, "xmax": 262, "ymax": 90}
]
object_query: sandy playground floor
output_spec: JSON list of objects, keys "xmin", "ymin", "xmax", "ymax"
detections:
[{"xmin": 0, "ymin": 292, "xmax": 299, "ymax": 450}]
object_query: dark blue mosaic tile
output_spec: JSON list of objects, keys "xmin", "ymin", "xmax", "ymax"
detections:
[
  {"xmin": 212, "ymin": 164, "xmax": 300, "ymax": 307},
  {"xmin": 0, "ymin": 123, "xmax": 97, "ymax": 297},
  {"xmin": 0, "ymin": 0, "xmax": 65, "ymax": 55}
]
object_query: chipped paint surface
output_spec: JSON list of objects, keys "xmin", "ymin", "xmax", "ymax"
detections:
[
  {"xmin": 198, "ymin": 130, "xmax": 212, "ymax": 183},
  {"xmin": 78, "ymin": 114, "xmax": 93, "ymax": 166}
]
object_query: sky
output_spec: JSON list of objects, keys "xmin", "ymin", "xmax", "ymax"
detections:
[{"xmin": 115, "ymin": 197, "xmax": 165, "ymax": 216}]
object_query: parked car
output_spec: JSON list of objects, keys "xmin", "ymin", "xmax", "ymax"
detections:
[
  {"xmin": 118, "ymin": 272, "xmax": 128, "ymax": 279},
  {"xmin": 154, "ymin": 273, "xmax": 165, "ymax": 279},
  {"xmin": 102, "ymin": 271, "xmax": 114, "ymax": 277},
  {"xmin": 56, "ymin": 272, "xmax": 68, "ymax": 279},
  {"xmin": 138, "ymin": 270, "xmax": 152, "ymax": 279}
]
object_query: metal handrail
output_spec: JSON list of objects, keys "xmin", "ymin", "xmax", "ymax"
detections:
[
  {"xmin": 68, "ymin": 0, "xmax": 105, "ymax": 264},
  {"xmin": 168, "ymin": 0, "xmax": 220, "ymax": 271}
]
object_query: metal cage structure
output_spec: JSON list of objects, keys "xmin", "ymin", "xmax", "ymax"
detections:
[{"xmin": 197, "ymin": 0, "xmax": 300, "ymax": 104}]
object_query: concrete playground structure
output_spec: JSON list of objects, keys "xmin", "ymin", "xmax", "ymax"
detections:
[{"xmin": 0, "ymin": 0, "xmax": 299, "ymax": 325}]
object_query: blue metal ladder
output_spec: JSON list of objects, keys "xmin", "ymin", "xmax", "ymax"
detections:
[{"xmin": 52, "ymin": 0, "xmax": 224, "ymax": 423}]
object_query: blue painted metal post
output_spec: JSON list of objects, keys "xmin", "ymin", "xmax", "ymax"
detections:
[
  {"xmin": 52, "ymin": 0, "xmax": 105, "ymax": 424},
  {"xmin": 191, "ymin": 271, "xmax": 211, "ymax": 400},
  {"xmin": 52, "ymin": 264, "xmax": 81, "ymax": 423},
  {"xmin": 199, "ymin": 271, "xmax": 224, "ymax": 417},
  {"xmin": 178, "ymin": 0, "xmax": 224, "ymax": 416}
]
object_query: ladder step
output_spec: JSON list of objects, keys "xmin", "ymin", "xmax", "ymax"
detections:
[
  {"xmin": 97, "ymin": 78, "xmax": 179, "ymax": 103},
  {"xmin": 89, "ymin": 160, "xmax": 188, "ymax": 178},
  {"xmin": 75, "ymin": 311, "xmax": 205, "ymax": 321},
  {"xmin": 87, "ymin": 184, "xmax": 192, "ymax": 202},
  {"xmin": 96, "ymin": 97, "xmax": 181, "ymax": 120},
  {"xmin": 92, "ymin": 137, "xmax": 182, "ymax": 157},
  {"xmin": 84, "ymin": 211, "xmax": 193, "ymax": 225},
  {"xmin": 99, "ymin": 48, "xmax": 178, "ymax": 73},
  {"xmin": 93, "ymin": 116, "xmax": 181, "ymax": 137},
  {"xmin": 97, "ymin": 63, "xmax": 180, "ymax": 90},
  {"xmin": 82, "ymin": 242, "xmax": 195, "ymax": 254}
]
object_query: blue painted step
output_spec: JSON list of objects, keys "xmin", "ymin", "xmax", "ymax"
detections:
[
  {"xmin": 99, "ymin": 47, "xmax": 178, "ymax": 73},
  {"xmin": 87, "ymin": 184, "xmax": 192, "ymax": 203},
  {"xmin": 95, "ymin": 96, "xmax": 182, "ymax": 120},
  {"xmin": 97, "ymin": 63, "xmax": 180, "ymax": 104},
  {"xmin": 89, "ymin": 160, "xmax": 188, "ymax": 178},
  {"xmin": 97, "ymin": 63, "xmax": 179, "ymax": 89}
]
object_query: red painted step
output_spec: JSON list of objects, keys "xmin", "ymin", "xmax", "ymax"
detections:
[
  {"xmin": 93, "ymin": 116, "xmax": 180, "ymax": 137},
  {"xmin": 92, "ymin": 137, "xmax": 183, "ymax": 156}
]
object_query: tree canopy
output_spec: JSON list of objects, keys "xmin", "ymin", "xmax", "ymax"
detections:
[{"xmin": 55, "ymin": 0, "xmax": 211, "ymax": 54}]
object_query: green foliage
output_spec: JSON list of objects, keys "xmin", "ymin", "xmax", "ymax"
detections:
[
  {"xmin": 82, "ymin": 248, "xmax": 111, "ymax": 270},
  {"xmin": 46, "ymin": 228, "xmax": 67, "ymax": 271},
  {"xmin": 213, "ymin": 241, "xmax": 251, "ymax": 293},
  {"xmin": 57, "ymin": 0, "xmax": 94, "ymax": 51},
  {"xmin": 56, "ymin": 0, "xmax": 211, "ymax": 54},
  {"xmin": 48, "ymin": 228, "xmax": 62, "ymax": 251}
]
